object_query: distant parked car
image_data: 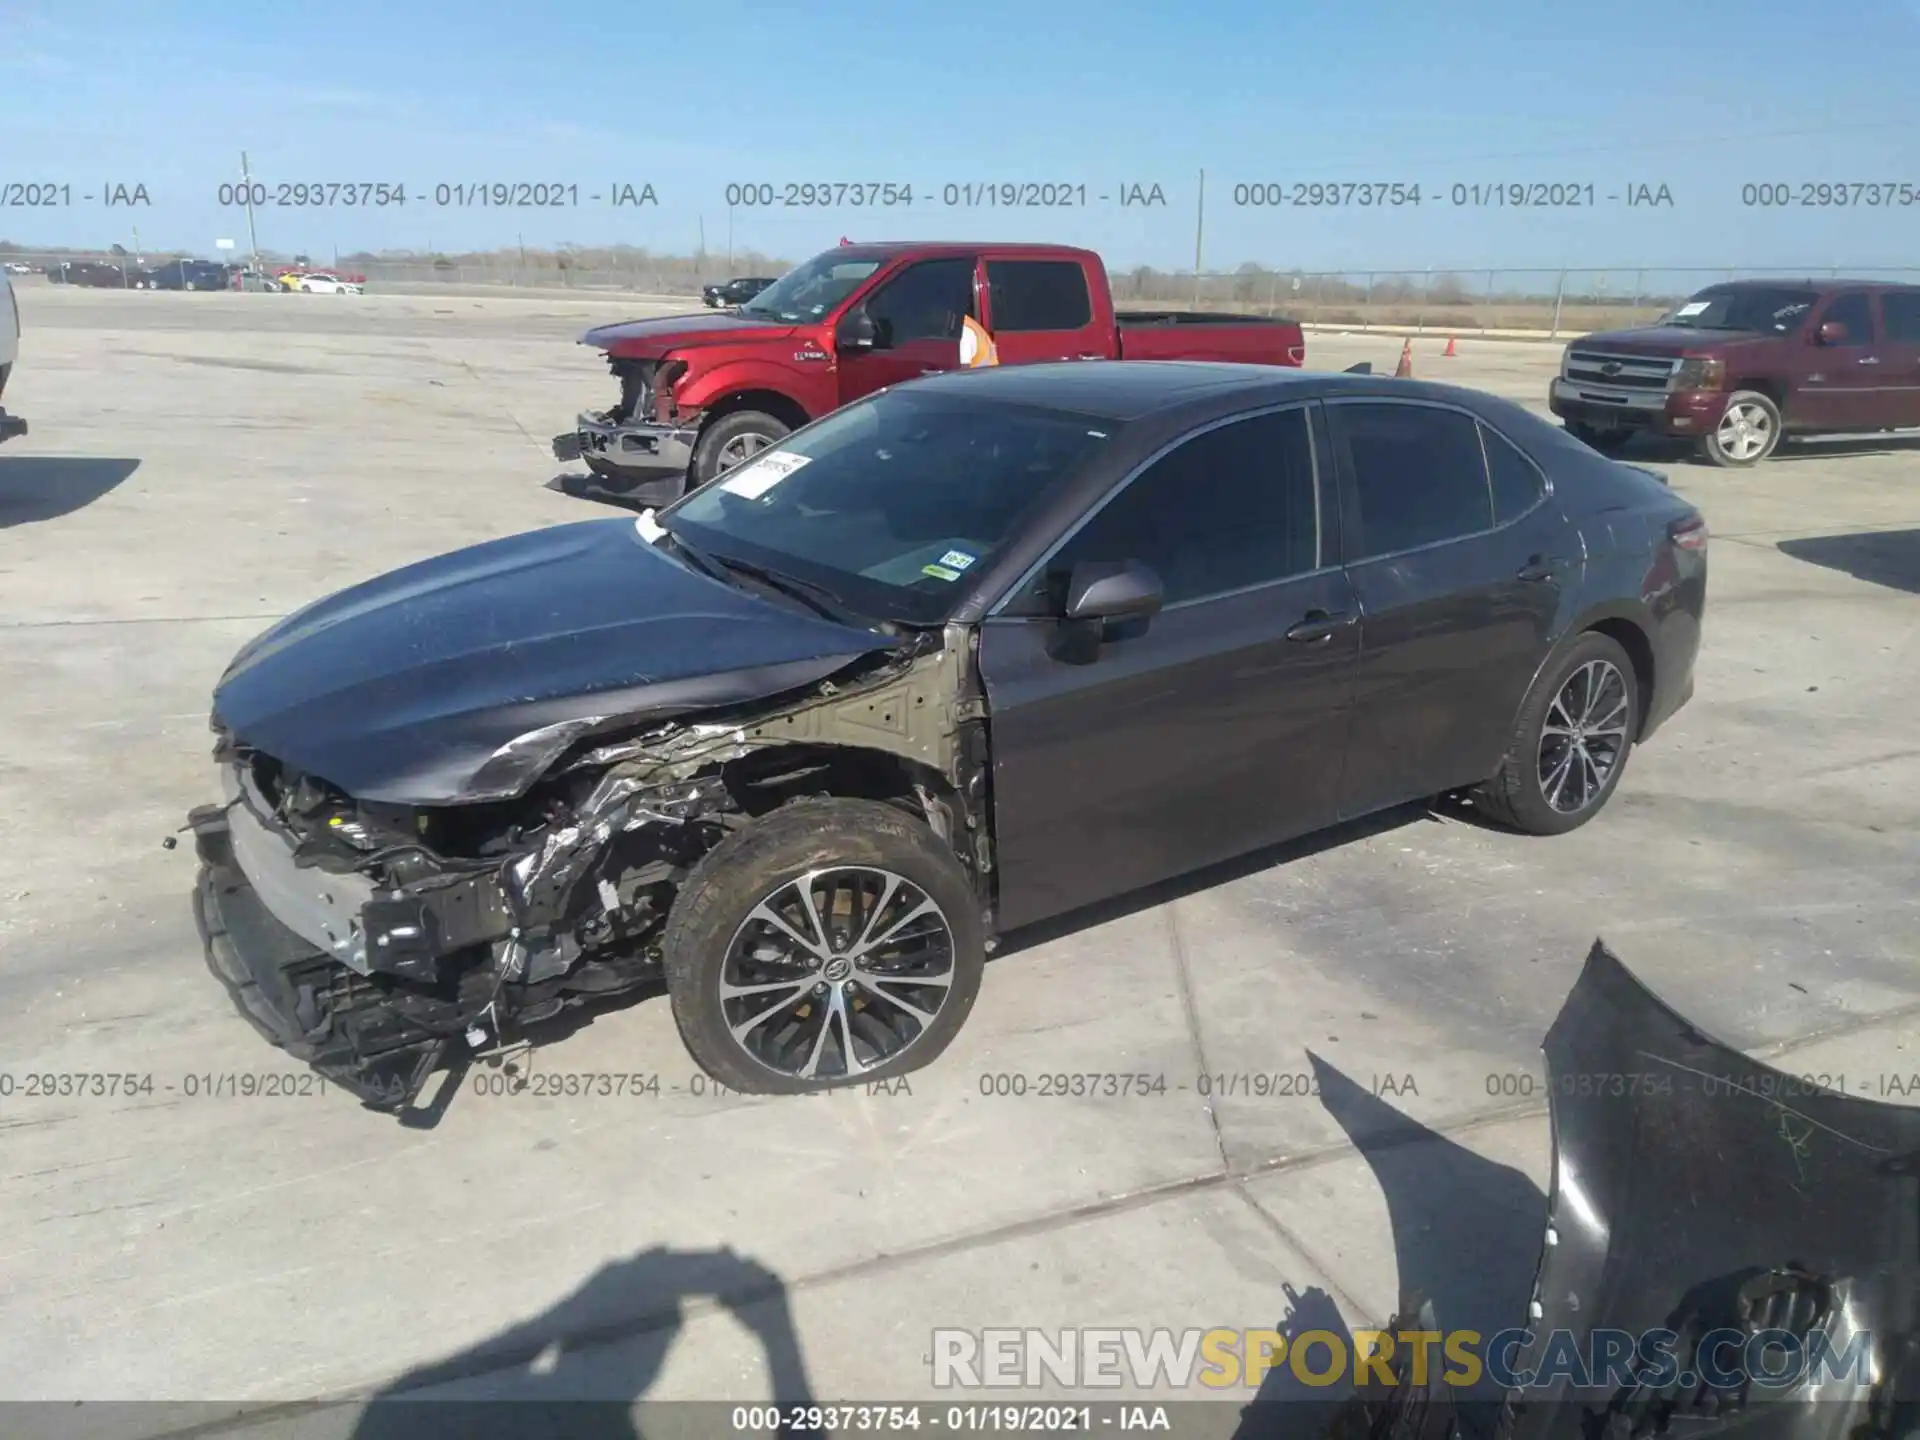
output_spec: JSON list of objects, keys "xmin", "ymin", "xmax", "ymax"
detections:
[
  {"xmin": 134, "ymin": 259, "xmax": 233, "ymax": 292},
  {"xmin": 2, "ymin": 262, "xmax": 30, "ymax": 276},
  {"xmin": 65, "ymin": 261, "xmax": 129, "ymax": 289},
  {"xmin": 296, "ymin": 272, "xmax": 363, "ymax": 295},
  {"xmin": 702, "ymin": 275, "xmax": 777, "ymax": 308},
  {"xmin": 1550, "ymin": 278, "xmax": 1920, "ymax": 467}
]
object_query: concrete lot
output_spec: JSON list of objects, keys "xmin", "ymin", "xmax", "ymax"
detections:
[{"xmin": 1, "ymin": 286, "xmax": 1917, "ymax": 1434}]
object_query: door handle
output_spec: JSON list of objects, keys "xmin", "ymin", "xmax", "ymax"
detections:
[
  {"xmin": 1517, "ymin": 554, "xmax": 1565, "ymax": 583},
  {"xmin": 1076, "ymin": 353, "xmax": 1104, "ymax": 361},
  {"xmin": 1285, "ymin": 610, "xmax": 1354, "ymax": 644},
  {"xmin": 1857, "ymin": 356, "xmax": 1882, "ymax": 365}
]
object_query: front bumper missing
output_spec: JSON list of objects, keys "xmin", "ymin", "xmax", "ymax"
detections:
[
  {"xmin": 552, "ymin": 411, "xmax": 698, "ymax": 508},
  {"xmin": 0, "ymin": 410, "xmax": 26, "ymax": 444}
]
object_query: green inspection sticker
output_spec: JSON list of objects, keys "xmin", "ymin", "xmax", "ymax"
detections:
[{"xmin": 922, "ymin": 564, "xmax": 963, "ymax": 582}]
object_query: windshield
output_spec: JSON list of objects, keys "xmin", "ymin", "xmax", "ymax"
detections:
[
  {"xmin": 1659, "ymin": 285, "xmax": 1818, "ymax": 333},
  {"xmin": 738, "ymin": 251, "xmax": 883, "ymax": 322},
  {"xmin": 660, "ymin": 389, "xmax": 1120, "ymax": 626}
]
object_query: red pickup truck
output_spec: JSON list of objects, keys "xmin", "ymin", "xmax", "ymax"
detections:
[{"xmin": 553, "ymin": 241, "xmax": 1307, "ymax": 505}]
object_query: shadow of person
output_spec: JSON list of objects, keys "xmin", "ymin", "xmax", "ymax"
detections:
[
  {"xmin": 1308, "ymin": 1054, "xmax": 1547, "ymax": 1430},
  {"xmin": 347, "ymin": 1245, "xmax": 824, "ymax": 1440},
  {"xmin": 0, "ymin": 456, "xmax": 141, "ymax": 527},
  {"xmin": 1229, "ymin": 1283, "xmax": 1363, "ymax": 1440},
  {"xmin": 1778, "ymin": 527, "xmax": 1920, "ymax": 596}
]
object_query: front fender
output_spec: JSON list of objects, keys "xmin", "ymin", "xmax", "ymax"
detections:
[{"xmin": 674, "ymin": 357, "xmax": 827, "ymax": 421}]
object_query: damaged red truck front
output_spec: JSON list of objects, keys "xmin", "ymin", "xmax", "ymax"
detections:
[{"xmin": 552, "ymin": 240, "xmax": 1306, "ymax": 507}]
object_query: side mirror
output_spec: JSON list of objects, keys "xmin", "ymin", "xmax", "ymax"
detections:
[
  {"xmin": 1816, "ymin": 320, "xmax": 1848, "ymax": 345},
  {"xmin": 1064, "ymin": 560, "xmax": 1164, "ymax": 624},
  {"xmin": 838, "ymin": 306, "xmax": 883, "ymax": 352}
]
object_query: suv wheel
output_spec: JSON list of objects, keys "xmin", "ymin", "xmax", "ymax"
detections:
[
  {"xmin": 663, "ymin": 798, "xmax": 986, "ymax": 1094},
  {"xmin": 1698, "ymin": 391, "xmax": 1781, "ymax": 467},
  {"xmin": 690, "ymin": 410, "xmax": 791, "ymax": 488},
  {"xmin": 1470, "ymin": 631, "xmax": 1640, "ymax": 836}
]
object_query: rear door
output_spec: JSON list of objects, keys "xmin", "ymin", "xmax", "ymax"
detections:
[
  {"xmin": 1325, "ymin": 398, "xmax": 1574, "ymax": 820},
  {"xmin": 1876, "ymin": 289, "xmax": 1920, "ymax": 428},
  {"xmin": 982, "ymin": 258, "xmax": 1111, "ymax": 364},
  {"xmin": 978, "ymin": 403, "xmax": 1358, "ymax": 931},
  {"xmin": 1797, "ymin": 290, "xmax": 1884, "ymax": 431},
  {"xmin": 835, "ymin": 256, "xmax": 978, "ymax": 406}
]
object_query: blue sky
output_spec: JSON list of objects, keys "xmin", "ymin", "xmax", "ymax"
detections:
[{"xmin": 2, "ymin": 0, "xmax": 1917, "ymax": 273}]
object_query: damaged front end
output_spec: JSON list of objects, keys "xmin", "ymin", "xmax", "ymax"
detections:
[
  {"xmin": 1353, "ymin": 941, "xmax": 1920, "ymax": 1440},
  {"xmin": 190, "ymin": 625, "xmax": 991, "ymax": 1114},
  {"xmin": 551, "ymin": 355, "xmax": 696, "ymax": 508}
]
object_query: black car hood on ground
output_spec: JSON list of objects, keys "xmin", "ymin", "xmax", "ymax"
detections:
[
  {"xmin": 1359, "ymin": 943, "xmax": 1920, "ymax": 1439},
  {"xmin": 212, "ymin": 518, "xmax": 896, "ymax": 806}
]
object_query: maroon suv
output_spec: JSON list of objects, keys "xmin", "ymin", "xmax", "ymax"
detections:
[{"xmin": 1549, "ymin": 279, "xmax": 1920, "ymax": 467}]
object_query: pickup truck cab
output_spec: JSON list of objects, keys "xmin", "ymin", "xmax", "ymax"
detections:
[
  {"xmin": 555, "ymin": 241, "xmax": 1307, "ymax": 505},
  {"xmin": 1549, "ymin": 279, "xmax": 1920, "ymax": 467},
  {"xmin": 0, "ymin": 270, "xmax": 25, "ymax": 445}
]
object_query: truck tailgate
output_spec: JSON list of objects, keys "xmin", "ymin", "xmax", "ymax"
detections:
[{"xmin": 1115, "ymin": 312, "xmax": 1305, "ymax": 367}]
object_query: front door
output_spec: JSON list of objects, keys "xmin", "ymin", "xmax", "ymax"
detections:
[
  {"xmin": 979, "ymin": 404, "xmax": 1360, "ymax": 933},
  {"xmin": 1797, "ymin": 291, "xmax": 1884, "ymax": 432},
  {"xmin": 1324, "ymin": 399, "xmax": 1574, "ymax": 820},
  {"xmin": 835, "ymin": 256, "xmax": 977, "ymax": 407}
]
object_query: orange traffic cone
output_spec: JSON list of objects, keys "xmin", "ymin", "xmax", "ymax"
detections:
[
  {"xmin": 1394, "ymin": 338, "xmax": 1413, "ymax": 378},
  {"xmin": 1442, "ymin": 335, "xmax": 1457, "ymax": 357}
]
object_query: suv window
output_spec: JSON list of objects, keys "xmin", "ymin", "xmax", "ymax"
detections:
[
  {"xmin": 1883, "ymin": 290, "xmax": 1920, "ymax": 343},
  {"xmin": 1037, "ymin": 407, "xmax": 1318, "ymax": 607},
  {"xmin": 1333, "ymin": 402, "xmax": 1492, "ymax": 560},
  {"xmin": 1480, "ymin": 423, "xmax": 1546, "ymax": 524},
  {"xmin": 866, "ymin": 258, "xmax": 977, "ymax": 344},
  {"xmin": 986, "ymin": 260, "xmax": 1094, "ymax": 332},
  {"xmin": 1822, "ymin": 292, "xmax": 1875, "ymax": 344}
]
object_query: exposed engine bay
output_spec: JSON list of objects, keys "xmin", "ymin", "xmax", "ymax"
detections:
[{"xmin": 191, "ymin": 625, "xmax": 991, "ymax": 1115}]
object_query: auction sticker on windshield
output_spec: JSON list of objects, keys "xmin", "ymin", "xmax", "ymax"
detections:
[
  {"xmin": 1673, "ymin": 301, "xmax": 1710, "ymax": 317},
  {"xmin": 720, "ymin": 451, "xmax": 811, "ymax": 500}
]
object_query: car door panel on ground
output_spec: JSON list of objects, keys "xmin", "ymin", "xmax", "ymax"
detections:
[
  {"xmin": 1797, "ymin": 290, "xmax": 1884, "ymax": 432},
  {"xmin": 835, "ymin": 256, "xmax": 979, "ymax": 406},
  {"xmin": 1326, "ymin": 399, "xmax": 1574, "ymax": 821},
  {"xmin": 978, "ymin": 405, "xmax": 1358, "ymax": 932},
  {"xmin": 1877, "ymin": 289, "xmax": 1920, "ymax": 428},
  {"xmin": 982, "ymin": 258, "xmax": 1109, "ymax": 365}
]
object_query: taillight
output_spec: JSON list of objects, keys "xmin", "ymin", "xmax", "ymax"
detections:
[
  {"xmin": 1669, "ymin": 514, "xmax": 1708, "ymax": 552},
  {"xmin": 1287, "ymin": 344, "xmax": 1305, "ymax": 365}
]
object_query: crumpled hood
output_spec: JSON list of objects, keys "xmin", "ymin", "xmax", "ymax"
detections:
[
  {"xmin": 1500, "ymin": 941, "xmax": 1920, "ymax": 1438},
  {"xmin": 582, "ymin": 311, "xmax": 800, "ymax": 360},
  {"xmin": 213, "ymin": 518, "xmax": 894, "ymax": 805}
]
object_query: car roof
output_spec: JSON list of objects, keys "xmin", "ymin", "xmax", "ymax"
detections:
[
  {"xmin": 828, "ymin": 242, "xmax": 1100, "ymax": 264},
  {"xmin": 1701, "ymin": 277, "xmax": 1916, "ymax": 292},
  {"xmin": 906, "ymin": 360, "xmax": 1502, "ymax": 423}
]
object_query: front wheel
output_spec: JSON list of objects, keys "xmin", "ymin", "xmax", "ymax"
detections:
[
  {"xmin": 662, "ymin": 798, "xmax": 986, "ymax": 1095},
  {"xmin": 1698, "ymin": 391, "xmax": 1781, "ymax": 467},
  {"xmin": 1470, "ymin": 631, "xmax": 1640, "ymax": 836},
  {"xmin": 689, "ymin": 410, "xmax": 791, "ymax": 488}
]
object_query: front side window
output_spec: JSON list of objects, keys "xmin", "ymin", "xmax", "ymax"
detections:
[
  {"xmin": 1033, "ymin": 407, "xmax": 1319, "ymax": 608},
  {"xmin": 1333, "ymin": 403, "xmax": 1492, "ymax": 561},
  {"xmin": 663, "ymin": 390, "xmax": 1118, "ymax": 626},
  {"xmin": 864, "ymin": 258, "xmax": 977, "ymax": 344}
]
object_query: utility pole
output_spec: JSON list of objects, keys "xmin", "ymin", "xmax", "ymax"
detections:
[
  {"xmin": 239, "ymin": 151, "xmax": 262, "ymax": 281},
  {"xmin": 1192, "ymin": 168, "xmax": 1206, "ymax": 308}
]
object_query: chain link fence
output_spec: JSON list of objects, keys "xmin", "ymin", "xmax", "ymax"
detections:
[{"xmin": 6, "ymin": 245, "xmax": 1914, "ymax": 337}]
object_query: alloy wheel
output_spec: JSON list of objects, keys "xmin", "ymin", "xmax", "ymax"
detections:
[
  {"xmin": 1713, "ymin": 400, "xmax": 1774, "ymax": 463},
  {"xmin": 1537, "ymin": 659, "xmax": 1631, "ymax": 814},
  {"xmin": 716, "ymin": 431, "xmax": 772, "ymax": 473},
  {"xmin": 719, "ymin": 866, "xmax": 958, "ymax": 1081}
]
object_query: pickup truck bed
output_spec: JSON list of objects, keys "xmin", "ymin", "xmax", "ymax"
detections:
[{"xmin": 1115, "ymin": 311, "xmax": 1306, "ymax": 365}]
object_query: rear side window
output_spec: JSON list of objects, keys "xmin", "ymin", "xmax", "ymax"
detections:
[
  {"xmin": 1480, "ymin": 423, "xmax": 1547, "ymax": 524},
  {"xmin": 1882, "ymin": 291, "xmax": 1920, "ymax": 343},
  {"xmin": 986, "ymin": 260, "xmax": 1094, "ymax": 332},
  {"xmin": 1041, "ymin": 407, "xmax": 1319, "ymax": 606},
  {"xmin": 1332, "ymin": 402, "xmax": 1492, "ymax": 560},
  {"xmin": 1822, "ymin": 292, "xmax": 1875, "ymax": 343}
]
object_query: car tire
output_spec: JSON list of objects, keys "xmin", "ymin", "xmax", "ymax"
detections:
[
  {"xmin": 1697, "ymin": 390, "xmax": 1781, "ymax": 468},
  {"xmin": 662, "ymin": 797, "xmax": 986, "ymax": 1095},
  {"xmin": 1470, "ymin": 630, "xmax": 1640, "ymax": 836},
  {"xmin": 690, "ymin": 410, "xmax": 792, "ymax": 488}
]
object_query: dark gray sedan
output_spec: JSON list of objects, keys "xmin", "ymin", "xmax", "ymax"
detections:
[{"xmin": 189, "ymin": 362, "xmax": 1706, "ymax": 1112}]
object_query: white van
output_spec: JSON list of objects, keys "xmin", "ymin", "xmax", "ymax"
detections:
[{"xmin": 0, "ymin": 270, "xmax": 25, "ymax": 443}]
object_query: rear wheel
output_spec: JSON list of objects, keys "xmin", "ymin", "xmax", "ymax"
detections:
[
  {"xmin": 663, "ymin": 798, "xmax": 985, "ymax": 1095},
  {"xmin": 689, "ymin": 410, "xmax": 791, "ymax": 488},
  {"xmin": 1698, "ymin": 391, "xmax": 1781, "ymax": 467},
  {"xmin": 1471, "ymin": 631, "xmax": 1639, "ymax": 836}
]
